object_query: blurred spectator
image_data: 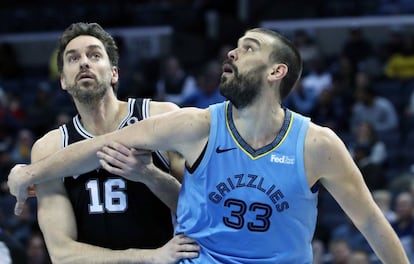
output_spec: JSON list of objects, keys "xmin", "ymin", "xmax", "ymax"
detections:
[
  {"xmin": 0, "ymin": 197, "xmax": 15, "ymax": 236},
  {"xmin": 0, "ymin": 89, "xmax": 23, "ymax": 151},
  {"xmin": 372, "ymin": 189, "xmax": 397, "ymax": 223},
  {"xmin": 326, "ymin": 238, "xmax": 352, "ymax": 264},
  {"xmin": 348, "ymin": 121, "xmax": 388, "ymax": 190},
  {"xmin": 0, "ymin": 224, "xmax": 27, "ymax": 264},
  {"xmin": 181, "ymin": 60, "xmax": 225, "ymax": 108},
  {"xmin": 384, "ymin": 33, "xmax": 414, "ymax": 80},
  {"xmin": 329, "ymin": 55, "xmax": 356, "ymax": 90},
  {"xmin": 9, "ymin": 129, "xmax": 34, "ymax": 164},
  {"xmin": 341, "ymin": 27, "xmax": 373, "ymax": 72},
  {"xmin": 293, "ymin": 29, "xmax": 321, "ymax": 74},
  {"xmin": 390, "ymin": 191, "xmax": 414, "ymax": 238},
  {"xmin": 282, "ymin": 78, "xmax": 317, "ymax": 116},
  {"xmin": 312, "ymin": 238, "xmax": 326, "ymax": 264},
  {"xmin": 301, "ymin": 57, "xmax": 333, "ymax": 97},
  {"xmin": 349, "ymin": 121, "xmax": 387, "ymax": 166},
  {"xmin": 26, "ymin": 231, "xmax": 51, "ymax": 264},
  {"xmin": 309, "ymin": 88, "xmax": 347, "ymax": 133},
  {"xmin": 328, "ymin": 71, "xmax": 356, "ymax": 129},
  {"xmin": 25, "ymin": 81, "xmax": 57, "ymax": 138},
  {"xmin": 347, "ymin": 249, "xmax": 372, "ymax": 264},
  {"xmin": 379, "ymin": 27, "xmax": 405, "ymax": 63},
  {"xmin": 350, "ymin": 72, "xmax": 399, "ymax": 134},
  {"xmin": 7, "ymin": 93, "xmax": 26, "ymax": 123},
  {"xmin": 7, "ymin": 201, "xmax": 36, "ymax": 246},
  {"xmin": 330, "ymin": 216, "xmax": 372, "ymax": 254},
  {"xmin": 155, "ymin": 55, "xmax": 197, "ymax": 105},
  {"xmin": 400, "ymin": 226, "xmax": 414, "ymax": 263}
]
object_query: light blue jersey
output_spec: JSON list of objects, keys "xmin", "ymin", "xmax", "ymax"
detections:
[{"xmin": 176, "ymin": 101, "xmax": 318, "ymax": 263}]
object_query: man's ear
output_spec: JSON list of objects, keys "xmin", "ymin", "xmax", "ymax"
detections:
[
  {"xmin": 111, "ymin": 66, "xmax": 119, "ymax": 86},
  {"xmin": 268, "ymin": 63, "xmax": 288, "ymax": 82},
  {"xmin": 60, "ymin": 75, "xmax": 67, "ymax": 91}
]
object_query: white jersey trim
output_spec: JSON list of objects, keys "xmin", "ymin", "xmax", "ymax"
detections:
[{"xmin": 141, "ymin": 98, "xmax": 170, "ymax": 169}]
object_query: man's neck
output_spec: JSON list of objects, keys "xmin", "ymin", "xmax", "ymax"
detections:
[
  {"xmin": 231, "ymin": 101, "xmax": 285, "ymax": 150},
  {"xmin": 75, "ymin": 96, "xmax": 127, "ymax": 135}
]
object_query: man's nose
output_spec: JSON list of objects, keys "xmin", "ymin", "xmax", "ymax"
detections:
[
  {"xmin": 79, "ymin": 55, "xmax": 89, "ymax": 70},
  {"xmin": 227, "ymin": 48, "xmax": 238, "ymax": 61}
]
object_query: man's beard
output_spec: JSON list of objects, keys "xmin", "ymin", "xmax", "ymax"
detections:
[
  {"xmin": 66, "ymin": 80, "xmax": 108, "ymax": 104},
  {"xmin": 219, "ymin": 63, "xmax": 266, "ymax": 109}
]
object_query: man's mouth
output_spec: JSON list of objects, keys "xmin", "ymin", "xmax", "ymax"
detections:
[
  {"xmin": 77, "ymin": 72, "xmax": 95, "ymax": 81},
  {"xmin": 222, "ymin": 63, "xmax": 234, "ymax": 77}
]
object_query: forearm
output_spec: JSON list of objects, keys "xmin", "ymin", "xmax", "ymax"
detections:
[
  {"xmin": 28, "ymin": 136, "xmax": 107, "ymax": 185},
  {"xmin": 53, "ymin": 243, "xmax": 159, "ymax": 264},
  {"xmin": 360, "ymin": 213, "xmax": 409, "ymax": 264},
  {"xmin": 144, "ymin": 168, "xmax": 181, "ymax": 213}
]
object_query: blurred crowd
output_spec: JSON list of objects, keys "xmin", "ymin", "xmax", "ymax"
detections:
[{"xmin": 1, "ymin": 1, "xmax": 414, "ymax": 263}]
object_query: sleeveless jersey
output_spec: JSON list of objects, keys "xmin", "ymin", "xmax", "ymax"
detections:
[
  {"xmin": 60, "ymin": 98, "xmax": 174, "ymax": 250},
  {"xmin": 176, "ymin": 101, "xmax": 318, "ymax": 263}
]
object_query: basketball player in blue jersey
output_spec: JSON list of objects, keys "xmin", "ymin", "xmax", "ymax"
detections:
[
  {"xmin": 8, "ymin": 28, "xmax": 409, "ymax": 263},
  {"xmin": 10, "ymin": 22, "xmax": 199, "ymax": 263}
]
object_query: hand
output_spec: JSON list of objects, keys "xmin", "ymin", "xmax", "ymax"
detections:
[
  {"xmin": 153, "ymin": 233, "xmax": 200, "ymax": 263},
  {"xmin": 7, "ymin": 164, "xmax": 33, "ymax": 215},
  {"xmin": 97, "ymin": 141, "xmax": 156, "ymax": 183}
]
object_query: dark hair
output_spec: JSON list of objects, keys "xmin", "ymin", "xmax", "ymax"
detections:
[
  {"xmin": 57, "ymin": 22, "xmax": 119, "ymax": 91},
  {"xmin": 247, "ymin": 28, "xmax": 303, "ymax": 100}
]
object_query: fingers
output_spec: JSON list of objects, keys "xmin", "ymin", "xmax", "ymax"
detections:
[
  {"xmin": 98, "ymin": 158, "xmax": 124, "ymax": 175},
  {"xmin": 14, "ymin": 194, "xmax": 28, "ymax": 216},
  {"xmin": 176, "ymin": 241, "xmax": 200, "ymax": 259},
  {"xmin": 174, "ymin": 233, "xmax": 200, "ymax": 252},
  {"xmin": 105, "ymin": 141, "xmax": 131, "ymax": 156},
  {"xmin": 97, "ymin": 150, "xmax": 126, "ymax": 169},
  {"xmin": 101, "ymin": 144, "xmax": 131, "ymax": 159},
  {"xmin": 130, "ymin": 149, "xmax": 152, "ymax": 155},
  {"xmin": 178, "ymin": 251, "xmax": 199, "ymax": 259},
  {"xmin": 28, "ymin": 185, "xmax": 36, "ymax": 197},
  {"xmin": 175, "ymin": 233, "xmax": 198, "ymax": 244}
]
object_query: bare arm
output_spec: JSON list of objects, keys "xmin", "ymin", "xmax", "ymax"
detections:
[
  {"xmin": 7, "ymin": 107, "xmax": 209, "ymax": 213},
  {"xmin": 305, "ymin": 124, "xmax": 409, "ymax": 264},
  {"xmin": 34, "ymin": 130, "xmax": 199, "ymax": 264}
]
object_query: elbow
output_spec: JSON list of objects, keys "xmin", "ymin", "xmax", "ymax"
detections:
[
  {"xmin": 48, "ymin": 245, "xmax": 76, "ymax": 264},
  {"xmin": 46, "ymin": 238, "xmax": 80, "ymax": 264}
]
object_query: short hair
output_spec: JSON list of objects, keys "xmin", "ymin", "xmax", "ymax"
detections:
[
  {"xmin": 56, "ymin": 22, "xmax": 119, "ymax": 91},
  {"xmin": 247, "ymin": 28, "xmax": 303, "ymax": 100}
]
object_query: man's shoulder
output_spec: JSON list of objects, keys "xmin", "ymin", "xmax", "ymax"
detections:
[
  {"xmin": 32, "ymin": 128, "xmax": 62, "ymax": 161},
  {"xmin": 148, "ymin": 100, "xmax": 180, "ymax": 117}
]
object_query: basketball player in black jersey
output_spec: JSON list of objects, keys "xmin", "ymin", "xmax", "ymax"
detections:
[{"xmin": 24, "ymin": 22, "xmax": 199, "ymax": 263}]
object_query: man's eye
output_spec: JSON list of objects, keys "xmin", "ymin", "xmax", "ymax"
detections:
[
  {"xmin": 68, "ymin": 56, "xmax": 78, "ymax": 63},
  {"xmin": 246, "ymin": 47, "xmax": 253, "ymax": 52},
  {"xmin": 91, "ymin": 53, "xmax": 101, "ymax": 60}
]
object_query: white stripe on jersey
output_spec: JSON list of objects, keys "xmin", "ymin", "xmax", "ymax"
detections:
[
  {"xmin": 59, "ymin": 124, "xmax": 69, "ymax": 148},
  {"xmin": 141, "ymin": 98, "xmax": 170, "ymax": 169}
]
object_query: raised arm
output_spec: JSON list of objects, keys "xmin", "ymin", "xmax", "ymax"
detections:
[
  {"xmin": 8, "ymin": 107, "xmax": 209, "ymax": 214},
  {"xmin": 305, "ymin": 124, "xmax": 409, "ymax": 264}
]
